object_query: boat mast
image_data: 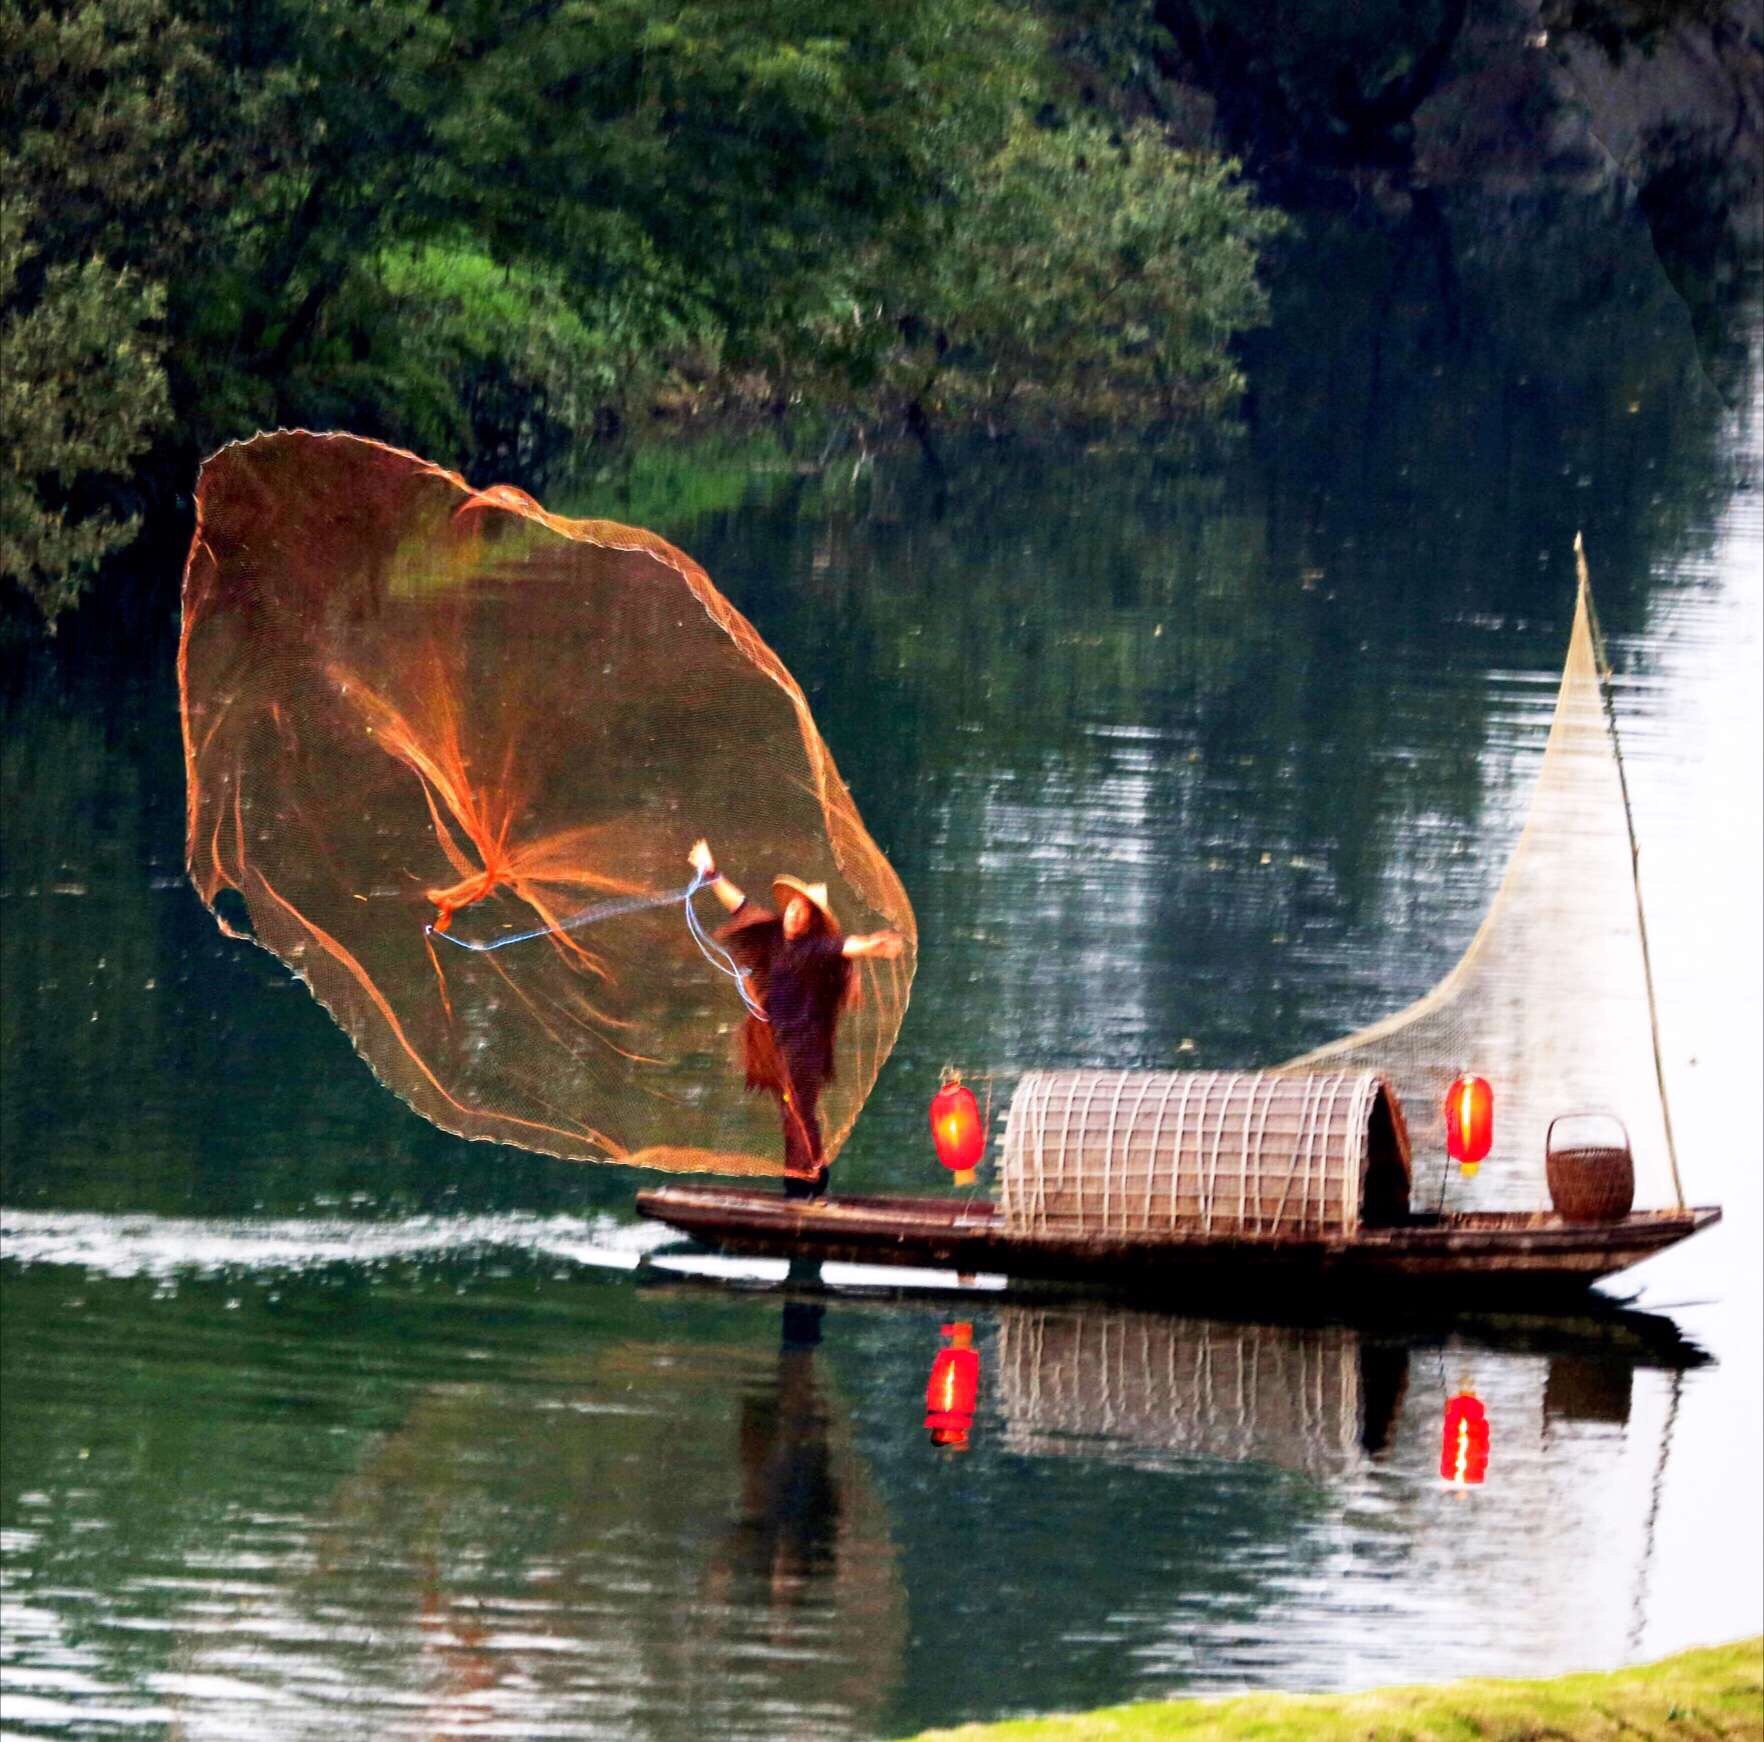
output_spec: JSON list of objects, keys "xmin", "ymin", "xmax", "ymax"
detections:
[{"xmin": 1577, "ymin": 532, "xmax": 1687, "ymax": 1211}]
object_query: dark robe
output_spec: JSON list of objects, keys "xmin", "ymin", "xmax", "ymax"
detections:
[{"xmin": 718, "ymin": 904, "xmax": 852, "ymax": 1178}]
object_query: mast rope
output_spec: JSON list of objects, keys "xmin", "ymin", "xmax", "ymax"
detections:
[{"xmin": 1578, "ymin": 532, "xmax": 1685, "ymax": 1210}]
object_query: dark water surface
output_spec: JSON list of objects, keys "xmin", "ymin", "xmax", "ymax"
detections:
[{"xmin": 3, "ymin": 191, "xmax": 1760, "ymax": 1738}]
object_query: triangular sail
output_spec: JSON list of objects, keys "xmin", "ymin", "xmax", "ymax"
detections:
[{"xmin": 1285, "ymin": 542, "xmax": 1681, "ymax": 1211}]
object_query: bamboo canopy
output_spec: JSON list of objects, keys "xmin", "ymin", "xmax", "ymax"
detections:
[{"xmin": 999, "ymin": 1068, "xmax": 1411, "ymax": 1241}]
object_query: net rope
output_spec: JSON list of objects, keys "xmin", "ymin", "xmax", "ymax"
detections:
[
  {"xmin": 1281, "ymin": 539, "xmax": 1681, "ymax": 1213},
  {"xmin": 427, "ymin": 871, "xmax": 768, "ymax": 1020},
  {"xmin": 180, "ymin": 431, "xmax": 915, "ymax": 1175}
]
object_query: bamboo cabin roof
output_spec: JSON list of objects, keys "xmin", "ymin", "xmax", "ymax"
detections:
[{"xmin": 999, "ymin": 1068, "xmax": 1412, "ymax": 1242}]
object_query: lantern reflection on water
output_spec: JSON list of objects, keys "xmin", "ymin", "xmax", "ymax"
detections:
[
  {"xmin": 1441, "ymin": 1390, "xmax": 1491, "ymax": 1485},
  {"xmin": 925, "ymin": 1323, "xmax": 981, "ymax": 1451},
  {"xmin": 1445, "ymin": 1074, "xmax": 1494, "ymax": 1175}
]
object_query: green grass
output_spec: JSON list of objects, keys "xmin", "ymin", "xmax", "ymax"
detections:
[{"xmin": 912, "ymin": 1638, "xmax": 1764, "ymax": 1741}]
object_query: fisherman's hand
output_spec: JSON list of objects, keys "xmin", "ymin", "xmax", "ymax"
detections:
[
  {"xmin": 848, "ymin": 929, "xmax": 906, "ymax": 960},
  {"xmin": 689, "ymin": 838, "xmax": 716, "ymax": 877}
]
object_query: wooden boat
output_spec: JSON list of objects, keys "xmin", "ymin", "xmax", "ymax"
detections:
[
  {"xmin": 636, "ymin": 1184, "xmax": 1719, "ymax": 1305},
  {"xmin": 640, "ymin": 1065, "xmax": 1718, "ymax": 1304},
  {"xmin": 641, "ymin": 551, "xmax": 1723, "ymax": 1308}
]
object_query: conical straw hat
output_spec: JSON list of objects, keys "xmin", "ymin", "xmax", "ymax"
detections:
[{"xmin": 772, "ymin": 875, "xmax": 840, "ymax": 934}]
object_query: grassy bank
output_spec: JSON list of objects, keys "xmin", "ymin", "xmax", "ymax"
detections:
[{"xmin": 914, "ymin": 1638, "xmax": 1764, "ymax": 1741}]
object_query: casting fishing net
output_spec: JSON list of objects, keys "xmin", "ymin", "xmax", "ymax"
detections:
[
  {"xmin": 180, "ymin": 431, "xmax": 916, "ymax": 1174},
  {"xmin": 1284, "ymin": 541, "xmax": 1682, "ymax": 1213}
]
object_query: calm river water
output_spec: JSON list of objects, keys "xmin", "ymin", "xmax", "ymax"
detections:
[{"xmin": 3, "ymin": 191, "xmax": 1760, "ymax": 1738}]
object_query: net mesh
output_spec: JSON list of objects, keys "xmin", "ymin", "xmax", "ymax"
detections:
[
  {"xmin": 1284, "ymin": 545, "xmax": 1680, "ymax": 1213},
  {"xmin": 179, "ymin": 431, "xmax": 916, "ymax": 1175}
]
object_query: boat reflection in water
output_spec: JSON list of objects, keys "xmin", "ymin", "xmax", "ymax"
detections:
[
  {"xmin": 949, "ymin": 1298, "xmax": 1709, "ymax": 1699},
  {"xmin": 143, "ymin": 1284, "xmax": 1708, "ymax": 1740},
  {"xmin": 989, "ymin": 1302, "xmax": 1695, "ymax": 1483},
  {"xmin": 993, "ymin": 1308, "xmax": 1412, "ymax": 1481}
]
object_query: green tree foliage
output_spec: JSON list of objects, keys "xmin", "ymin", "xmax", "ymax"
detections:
[
  {"xmin": 2, "ymin": 0, "xmax": 1279, "ymax": 627},
  {"xmin": 1, "ymin": 0, "xmax": 248, "ymax": 625},
  {"xmin": 880, "ymin": 119, "xmax": 1281, "ymax": 433},
  {"xmin": 1, "ymin": 0, "xmax": 248, "ymax": 273},
  {"xmin": 0, "ymin": 193, "xmax": 168, "ymax": 624},
  {"xmin": 189, "ymin": 0, "xmax": 1047, "ymax": 451}
]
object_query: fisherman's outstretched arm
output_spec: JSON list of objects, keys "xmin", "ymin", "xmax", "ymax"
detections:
[
  {"xmin": 688, "ymin": 838, "xmax": 746, "ymax": 912},
  {"xmin": 843, "ymin": 931, "xmax": 906, "ymax": 960}
]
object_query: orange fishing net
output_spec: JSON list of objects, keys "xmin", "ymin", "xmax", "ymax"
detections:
[{"xmin": 180, "ymin": 432, "xmax": 916, "ymax": 1175}]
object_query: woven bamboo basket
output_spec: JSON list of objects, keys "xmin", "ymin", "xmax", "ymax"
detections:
[
  {"xmin": 1545, "ymin": 1113, "xmax": 1635, "ymax": 1222},
  {"xmin": 999, "ymin": 1068, "xmax": 1412, "ymax": 1240}
]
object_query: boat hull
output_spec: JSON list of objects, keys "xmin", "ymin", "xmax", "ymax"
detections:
[{"xmin": 634, "ymin": 1187, "xmax": 1721, "ymax": 1305}]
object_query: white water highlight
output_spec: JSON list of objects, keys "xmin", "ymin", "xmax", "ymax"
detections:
[{"xmin": 0, "ymin": 1208, "xmax": 673, "ymax": 1279}]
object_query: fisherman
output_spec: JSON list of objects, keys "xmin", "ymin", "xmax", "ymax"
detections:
[{"xmin": 689, "ymin": 839, "xmax": 905, "ymax": 1198}]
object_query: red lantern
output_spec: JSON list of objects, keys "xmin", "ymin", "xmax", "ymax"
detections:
[
  {"xmin": 1440, "ymin": 1390, "xmax": 1490, "ymax": 1485},
  {"xmin": 925, "ymin": 1322, "xmax": 980, "ymax": 1450},
  {"xmin": 930, "ymin": 1071, "xmax": 985, "ymax": 1186},
  {"xmin": 1444, "ymin": 1073, "xmax": 1494, "ymax": 1174}
]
